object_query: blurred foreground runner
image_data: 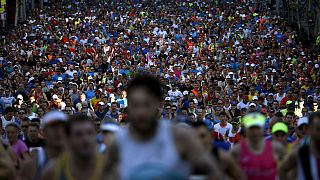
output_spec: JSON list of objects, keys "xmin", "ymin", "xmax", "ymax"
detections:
[
  {"xmin": 19, "ymin": 111, "xmax": 67, "ymax": 180},
  {"xmin": 279, "ymin": 111, "xmax": 320, "ymax": 180},
  {"xmin": 192, "ymin": 121, "xmax": 245, "ymax": 180},
  {"xmin": 41, "ymin": 114, "xmax": 103, "ymax": 180},
  {"xmin": 101, "ymin": 75, "xmax": 223, "ymax": 180},
  {"xmin": 0, "ymin": 139, "xmax": 15, "ymax": 180},
  {"xmin": 231, "ymin": 113, "xmax": 286, "ymax": 180}
]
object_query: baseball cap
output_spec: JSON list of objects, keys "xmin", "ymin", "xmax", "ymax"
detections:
[
  {"xmin": 52, "ymin": 94, "xmax": 58, "ymax": 100},
  {"xmin": 183, "ymin": 91, "xmax": 189, "ymax": 95},
  {"xmin": 272, "ymin": 122, "xmax": 288, "ymax": 134},
  {"xmin": 252, "ymin": 96, "xmax": 258, "ymax": 100},
  {"xmin": 98, "ymin": 102, "xmax": 105, "ymax": 106},
  {"xmin": 17, "ymin": 94, "xmax": 23, "ymax": 100},
  {"xmin": 242, "ymin": 113, "xmax": 266, "ymax": 128},
  {"xmin": 165, "ymin": 97, "xmax": 171, "ymax": 101},
  {"xmin": 41, "ymin": 111, "xmax": 67, "ymax": 128},
  {"xmin": 101, "ymin": 122, "xmax": 119, "ymax": 132},
  {"xmin": 57, "ymin": 77, "xmax": 63, "ymax": 81},
  {"xmin": 249, "ymin": 103, "xmax": 256, "ymax": 107},
  {"xmin": 297, "ymin": 117, "xmax": 309, "ymax": 127},
  {"xmin": 286, "ymin": 100, "xmax": 293, "ymax": 105}
]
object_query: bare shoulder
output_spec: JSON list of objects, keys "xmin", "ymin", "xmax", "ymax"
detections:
[{"xmin": 40, "ymin": 159, "xmax": 57, "ymax": 180}]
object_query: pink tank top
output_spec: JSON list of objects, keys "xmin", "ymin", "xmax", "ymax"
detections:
[{"xmin": 239, "ymin": 140, "xmax": 276, "ymax": 180}]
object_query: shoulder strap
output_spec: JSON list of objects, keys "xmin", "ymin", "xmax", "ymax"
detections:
[
  {"xmin": 33, "ymin": 148, "xmax": 47, "ymax": 180},
  {"xmin": 299, "ymin": 145, "xmax": 313, "ymax": 180}
]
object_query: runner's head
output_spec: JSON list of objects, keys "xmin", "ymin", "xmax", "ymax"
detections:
[
  {"xmin": 65, "ymin": 113, "xmax": 96, "ymax": 158},
  {"xmin": 5, "ymin": 123, "xmax": 19, "ymax": 144},
  {"xmin": 308, "ymin": 111, "xmax": 320, "ymax": 142},
  {"xmin": 296, "ymin": 117, "xmax": 309, "ymax": 138},
  {"xmin": 192, "ymin": 121, "xmax": 212, "ymax": 151},
  {"xmin": 271, "ymin": 122, "xmax": 288, "ymax": 145},
  {"xmin": 126, "ymin": 75, "xmax": 163, "ymax": 132},
  {"xmin": 27, "ymin": 123, "xmax": 40, "ymax": 141},
  {"xmin": 242, "ymin": 112, "xmax": 266, "ymax": 143},
  {"xmin": 41, "ymin": 111, "xmax": 67, "ymax": 149}
]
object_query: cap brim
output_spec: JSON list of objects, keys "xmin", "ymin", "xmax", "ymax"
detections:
[
  {"xmin": 101, "ymin": 124, "xmax": 119, "ymax": 132},
  {"xmin": 244, "ymin": 121, "xmax": 265, "ymax": 128}
]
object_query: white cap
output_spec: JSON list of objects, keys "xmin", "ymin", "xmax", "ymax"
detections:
[
  {"xmin": 193, "ymin": 99, "xmax": 198, "ymax": 104},
  {"xmin": 101, "ymin": 123, "xmax": 119, "ymax": 132},
  {"xmin": 315, "ymin": 64, "xmax": 319, "ymax": 68},
  {"xmin": 297, "ymin": 117, "xmax": 309, "ymax": 127},
  {"xmin": 57, "ymin": 77, "xmax": 63, "ymax": 81},
  {"xmin": 228, "ymin": 72, "xmax": 234, "ymax": 75},
  {"xmin": 197, "ymin": 72, "xmax": 202, "ymax": 76},
  {"xmin": 52, "ymin": 94, "xmax": 58, "ymax": 100},
  {"xmin": 41, "ymin": 111, "xmax": 67, "ymax": 128},
  {"xmin": 249, "ymin": 103, "xmax": 256, "ymax": 107},
  {"xmin": 165, "ymin": 97, "xmax": 171, "ymax": 101},
  {"xmin": 17, "ymin": 94, "xmax": 23, "ymax": 100},
  {"xmin": 252, "ymin": 96, "xmax": 258, "ymax": 100},
  {"xmin": 183, "ymin": 91, "xmax": 189, "ymax": 95},
  {"xmin": 98, "ymin": 102, "xmax": 105, "ymax": 106},
  {"xmin": 272, "ymin": 69, "xmax": 277, "ymax": 73}
]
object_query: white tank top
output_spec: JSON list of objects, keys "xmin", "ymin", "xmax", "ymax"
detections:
[
  {"xmin": 275, "ymin": 93, "xmax": 286, "ymax": 103},
  {"xmin": 116, "ymin": 120, "xmax": 191, "ymax": 180}
]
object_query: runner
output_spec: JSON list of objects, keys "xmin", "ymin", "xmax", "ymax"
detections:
[
  {"xmin": 231, "ymin": 112, "xmax": 286, "ymax": 180},
  {"xmin": 279, "ymin": 111, "xmax": 320, "ymax": 180},
  {"xmin": 101, "ymin": 75, "xmax": 223, "ymax": 179},
  {"xmin": 98, "ymin": 120, "xmax": 120, "ymax": 153},
  {"xmin": 41, "ymin": 113, "xmax": 103, "ymax": 180},
  {"xmin": 192, "ymin": 121, "xmax": 245, "ymax": 180},
  {"xmin": 270, "ymin": 122, "xmax": 294, "ymax": 151},
  {"xmin": 0, "ymin": 139, "xmax": 16, "ymax": 180},
  {"xmin": 19, "ymin": 111, "xmax": 67, "ymax": 180}
]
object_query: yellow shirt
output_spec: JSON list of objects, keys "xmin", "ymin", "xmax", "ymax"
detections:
[
  {"xmin": 90, "ymin": 97, "xmax": 101, "ymax": 109},
  {"xmin": 54, "ymin": 152, "xmax": 103, "ymax": 180},
  {"xmin": 248, "ymin": 92, "xmax": 258, "ymax": 102}
]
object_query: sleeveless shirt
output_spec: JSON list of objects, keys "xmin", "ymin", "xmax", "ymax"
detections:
[
  {"xmin": 239, "ymin": 140, "xmax": 277, "ymax": 180},
  {"xmin": 54, "ymin": 152, "xmax": 103, "ymax": 180},
  {"xmin": 116, "ymin": 120, "xmax": 191, "ymax": 180}
]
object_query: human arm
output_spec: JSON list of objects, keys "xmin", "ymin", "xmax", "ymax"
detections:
[
  {"xmin": 173, "ymin": 126, "xmax": 224, "ymax": 180},
  {"xmin": 100, "ymin": 140, "xmax": 119, "ymax": 180},
  {"xmin": 40, "ymin": 159, "xmax": 56, "ymax": 180},
  {"xmin": 230, "ymin": 143, "xmax": 241, "ymax": 162},
  {"xmin": 272, "ymin": 141, "xmax": 286, "ymax": 163},
  {"xmin": 0, "ymin": 142, "xmax": 15, "ymax": 180},
  {"xmin": 219, "ymin": 150, "xmax": 245, "ymax": 180},
  {"xmin": 279, "ymin": 148, "xmax": 298, "ymax": 180},
  {"xmin": 18, "ymin": 156, "xmax": 36, "ymax": 180}
]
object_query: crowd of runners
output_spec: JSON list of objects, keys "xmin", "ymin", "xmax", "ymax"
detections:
[{"xmin": 0, "ymin": 0, "xmax": 320, "ymax": 179}]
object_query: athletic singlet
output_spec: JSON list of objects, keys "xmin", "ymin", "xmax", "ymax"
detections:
[
  {"xmin": 275, "ymin": 93, "xmax": 286, "ymax": 103},
  {"xmin": 239, "ymin": 140, "xmax": 277, "ymax": 180},
  {"xmin": 116, "ymin": 120, "xmax": 191, "ymax": 180},
  {"xmin": 297, "ymin": 144, "xmax": 319, "ymax": 180},
  {"xmin": 54, "ymin": 152, "xmax": 103, "ymax": 180}
]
